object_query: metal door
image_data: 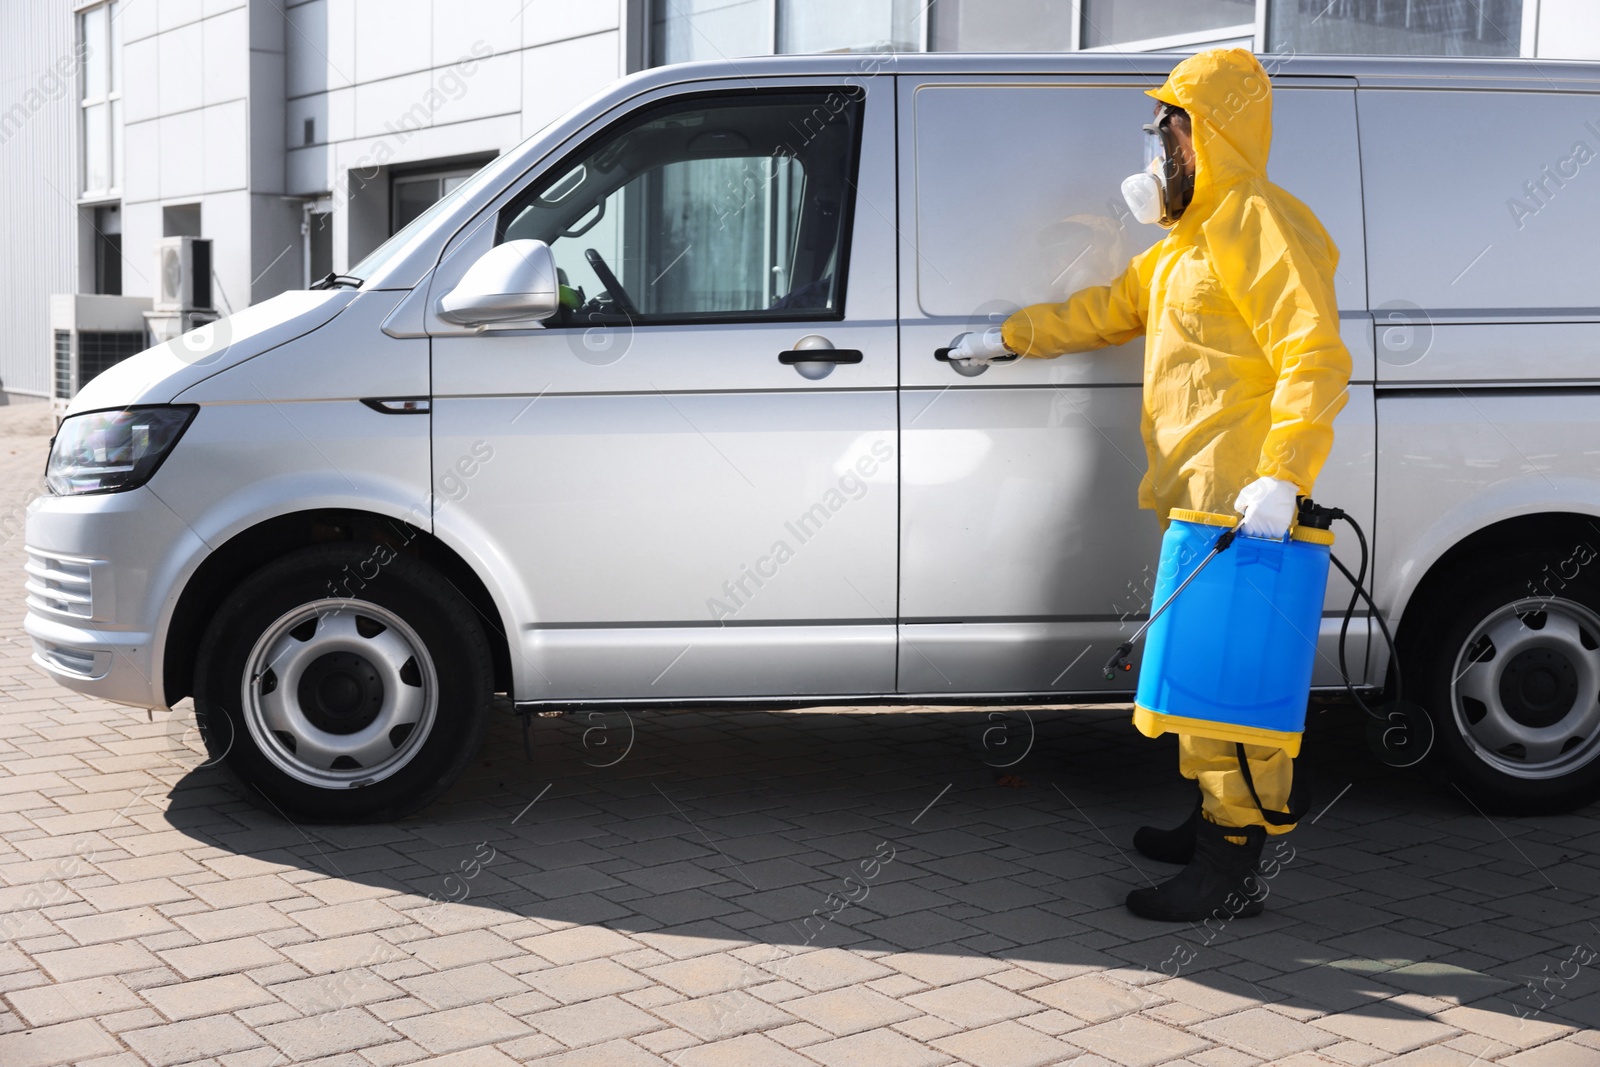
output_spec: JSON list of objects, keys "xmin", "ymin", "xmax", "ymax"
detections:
[
  {"xmin": 895, "ymin": 75, "xmax": 1374, "ymax": 696},
  {"xmin": 429, "ymin": 78, "xmax": 899, "ymax": 703}
]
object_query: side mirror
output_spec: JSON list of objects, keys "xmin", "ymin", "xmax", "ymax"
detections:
[{"xmin": 438, "ymin": 239, "xmax": 560, "ymax": 326}]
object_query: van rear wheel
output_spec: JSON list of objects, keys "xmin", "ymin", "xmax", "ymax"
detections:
[
  {"xmin": 194, "ymin": 545, "xmax": 492, "ymax": 822},
  {"xmin": 1409, "ymin": 549, "xmax": 1600, "ymax": 814}
]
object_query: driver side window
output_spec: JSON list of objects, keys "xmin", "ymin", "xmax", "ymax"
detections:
[{"xmin": 498, "ymin": 89, "xmax": 863, "ymax": 325}]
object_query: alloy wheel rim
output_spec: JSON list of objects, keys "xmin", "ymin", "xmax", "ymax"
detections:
[
  {"xmin": 1450, "ymin": 596, "xmax": 1600, "ymax": 781},
  {"xmin": 240, "ymin": 599, "xmax": 438, "ymax": 789}
]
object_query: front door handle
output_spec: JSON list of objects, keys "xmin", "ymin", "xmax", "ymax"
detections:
[{"xmin": 780, "ymin": 334, "xmax": 860, "ymax": 380}]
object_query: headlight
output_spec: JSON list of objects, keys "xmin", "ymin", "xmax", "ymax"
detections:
[{"xmin": 46, "ymin": 405, "xmax": 198, "ymax": 496}]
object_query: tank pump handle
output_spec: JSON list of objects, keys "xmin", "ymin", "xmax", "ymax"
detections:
[{"xmin": 1297, "ymin": 496, "xmax": 1336, "ymax": 530}]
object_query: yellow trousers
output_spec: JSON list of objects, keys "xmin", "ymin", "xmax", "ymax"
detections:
[{"xmin": 1178, "ymin": 734, "xmax": 1297, "ymax": 835}]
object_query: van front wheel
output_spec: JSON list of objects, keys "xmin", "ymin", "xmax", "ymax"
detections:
[
  {"xmin": 1410, "ymin": 550, "xmax": 1600, "ymax": 814},
  {"xmin": 194, "ymin": 545, "xmax": 492, "ymax": 822}
]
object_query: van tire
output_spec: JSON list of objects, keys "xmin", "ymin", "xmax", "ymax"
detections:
[
  {"xmin": 1407, "ymin": 548, "xmax": 1600, "ymax": 814},
  {"xmin": 193, "ymin": 544, "xmax": 492, "ymax": 823}
]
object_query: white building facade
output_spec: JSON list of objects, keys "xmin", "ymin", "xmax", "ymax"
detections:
[{"xmin": 3, "ymin": 0, "xmax": 1599, "ymax": 399}]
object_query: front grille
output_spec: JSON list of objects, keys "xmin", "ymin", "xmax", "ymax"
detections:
[{"xmin": 24, "ymin": 548, "xmax": 95, "ymax": 618}]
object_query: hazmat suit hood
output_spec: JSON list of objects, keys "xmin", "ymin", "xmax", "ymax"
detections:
[{"xmin": 1146, "ymin": 48, "xmax": 1273, "ymax": 222}]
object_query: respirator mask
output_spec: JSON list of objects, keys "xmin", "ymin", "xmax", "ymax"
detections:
[{"xmin": 1121, "ymin": 103, "xmax": 1194, "ymax": 228}]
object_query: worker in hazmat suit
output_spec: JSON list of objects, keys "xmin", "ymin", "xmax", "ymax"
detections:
[{"xmin": 949, "ymin": 48, "xmax": 1351, "ymax": 922}]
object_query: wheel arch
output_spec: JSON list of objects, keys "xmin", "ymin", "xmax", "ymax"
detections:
[
  {"xmin": 1388, "ymin": 510, "xmax": 1600, "ymax": 812},
  {"xmin": 162, "ymin": 508, "xmax": 512, "ymax": 706},
  {"xmin": 1393, "ymin": 510, "xmax": 1600, "ymax": 666}
]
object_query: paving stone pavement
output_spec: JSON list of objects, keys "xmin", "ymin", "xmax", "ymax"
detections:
[{"xmin": 0, "ymin": 399, "xmax": 1597, "ymax": 1066}]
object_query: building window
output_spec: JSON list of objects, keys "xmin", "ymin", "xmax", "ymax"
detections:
[
  {"xmin": 305, "ymin": 206, "xmax": 333, "ymax": 287},
  {"xmin": 646, "ymin": 0, "xmax": 1532, "ymax": 62},
  {"xmin": 93, "ymin": 204, "xmax": 121, "ymax": 295},
  {"xmin": 652, "ymin": 0, "xmax": 919, "ymax": 64},
  {"xmin": 1267, "ymin": 0, "xmax": 1522, "ymax": 56},
  {"xmin": 391, "ymin": 169, "xmax": 478, "ymax": 235},
  {"xmin": 929, "ymin": 0, "xmax": 1076, "ymax": 52},
  {"xmin": 652, "ymin": 0, "xmax": 771, "ymax": 64},
  {"xmin": 778, "ymin": 0, "xmax": 920, "ymax": 53},
  {"xmin": 79, "ymin": 0, "xmax": 122, "ymax": 197},
  {"xmin": 1080, "ymin": 0, "xmax": 1256, "ymax": 48},
  {"xmin": 163, "ymin": 203, "xmax": 202, "ymax": 237}
]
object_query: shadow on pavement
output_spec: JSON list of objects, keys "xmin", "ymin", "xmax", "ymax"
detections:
[{"xmin": 157, "ymin": 697, "xmax": 1600, "ymax": 1036}]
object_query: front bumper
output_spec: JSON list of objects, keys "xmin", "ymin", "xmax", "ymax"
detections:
[
  {"xmin": 23, "ymin": 486, "xmax": 208, "ymax": 709},
  {"xmin": 24, "ymin": 606, "xmax": 159, "ymax": 706}
]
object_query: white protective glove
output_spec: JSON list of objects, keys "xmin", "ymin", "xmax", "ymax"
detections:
[
  {"xmin": 948, "ymin": 327, "xmax": 1017, "ymax": 366},
  {"xmin": 1233, "ymin": 475, "xmax": 1300, "ymax": 538}
]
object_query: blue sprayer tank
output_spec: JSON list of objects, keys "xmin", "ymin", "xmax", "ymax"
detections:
[{"xmin": 1131, "ymin": 508, "xmax": 1335, "ymax": 757}]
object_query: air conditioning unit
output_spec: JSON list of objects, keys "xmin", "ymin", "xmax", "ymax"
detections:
[
  {"xmin": 154, "ymin": 236, "xmax": 213, "ymax": 312},
  {"xmin": 49, "ymin": 294, "xmax": 154, "ymax": 410}
]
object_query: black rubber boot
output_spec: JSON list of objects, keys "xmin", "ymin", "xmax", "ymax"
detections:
[
  {"xmin": 1132, "ymin": 791, "xmax": 1201, "ymax": 864},
  {"xmin": 1125, "ymin": 818, "xmax": 1269, "ymax": 922}
]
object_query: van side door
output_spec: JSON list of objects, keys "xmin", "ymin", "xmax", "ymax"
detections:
[
  {"xmin": 894, "ymin": 74, "xmax": 1374, "ymax": 697},
  {"xmin": 428, "ymin": 77, "xmax": 899, "ymax": 703}
]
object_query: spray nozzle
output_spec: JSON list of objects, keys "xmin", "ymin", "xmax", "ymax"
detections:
[{"xmin": 1103, "ymin": 642, "xmax": 1135, "ymax": 680}]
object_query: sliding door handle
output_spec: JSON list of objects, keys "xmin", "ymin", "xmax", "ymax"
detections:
[
  {"xmin": 934, "ymin": 347, "xmax": 1018, "ymax": 363},
  {"xmin": 778, "ymin": 349, "xmax": 863, "ymax": 364}
]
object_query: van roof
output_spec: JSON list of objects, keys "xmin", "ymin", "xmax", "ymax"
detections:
[{"xmin": 630, "ymin": 51, "xmax": 1600, "ymax": 93}]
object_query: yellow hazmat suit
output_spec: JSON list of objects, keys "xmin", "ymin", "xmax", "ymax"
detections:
[{"xmin": 1000, "ymin": 48, "xmax": 1352, "ymax": 834}]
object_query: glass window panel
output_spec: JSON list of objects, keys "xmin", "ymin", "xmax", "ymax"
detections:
[
  {"xmin": 109, "ymin": 1, "xmax": 122, "ymax": 92},
  {"xmin": 392, "ymin": 177, "xmax": 443, "ymax": 233},
  {"xmin": 1267, "ymin": 0, "xmax": 1521, "ymax": 56},
  {"xmin": 94, "ymin": 206, "xmax": 122, "ymax": 295},
  {"xmin": 82, "ymin": 5, "xmax": 106, "ymax": 100},
  {"xmin": 94, "ymin": 203, "xmax": 121, "ymax": 236},
  {"xmin": 390, "ymin": 169, "xmax": 480, "ymax": 234},
  {"xmin": 929, "ymin": 0, "xmax": 1074, "ymax": 51},
  {"xmin": 646, "ymin": 158, "xmax": 767, "ymax": 312},
  {"xmin": 308, "ymin": 212, "xmax": 333, "ymax": 283},
  {"xmin": 778, "ymin": 0, "xmax": 919, "ymax": 53},
  {"xmin": 1081, "ymin": 0, "xmax": 1255, "ymax": 47},
  {"xmin": 651, "ymin": 0, "xmax": 770, "ymax": 65},
  {"xmin": 84, "ymin": 103, "xmax": 108, "ymax": 193},
  {"xmin": 349, "ymin": 160, "xmax": 505, "ymax": 282},
  {"xmin": 110, "ymin": 98, "xmax": 121, "ymax": 190},
  {"xmin": 499, "ymin": 92, "xmax": 862, "ymax": 323}
]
